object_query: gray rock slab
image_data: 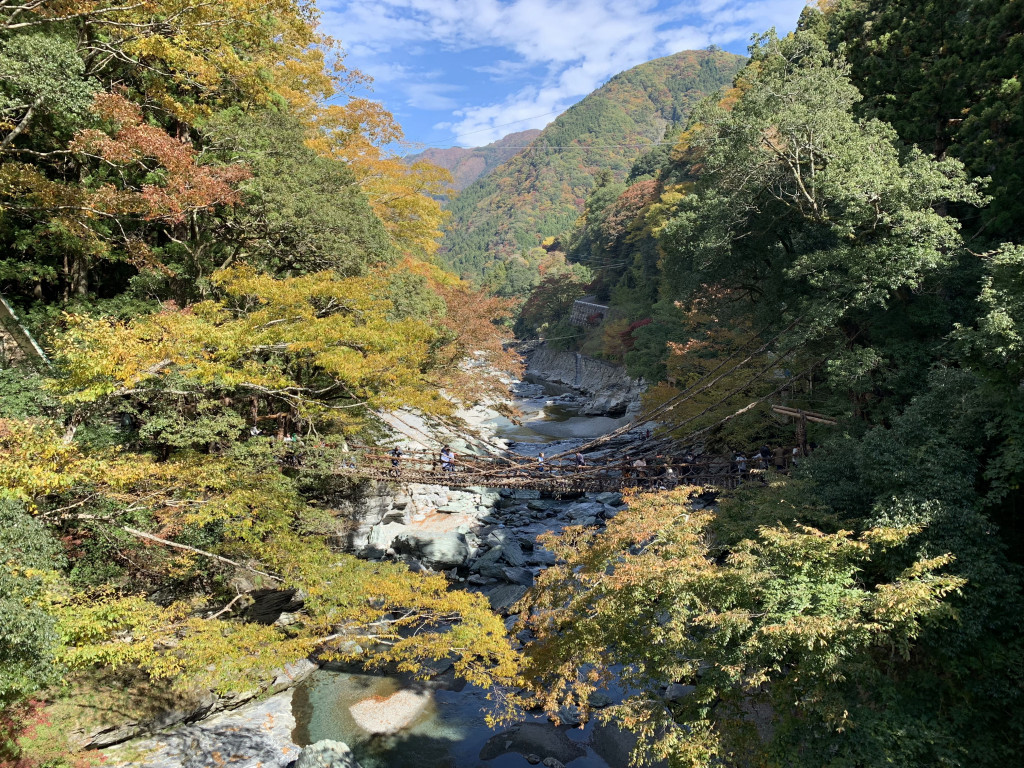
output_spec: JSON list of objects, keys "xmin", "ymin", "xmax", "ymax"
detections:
[
  {"xmin": 105, "ymin": 689, "xmax": 300, "ymax": 768},
  {"xmin": 664, "ymin": 683, "xmax": 696, "ymax": 701},
  {"xmin": 392, "ymin": 531, "xmax": 469, "ymax": 569},
  {"xmin": 527, "ymin": 499, "xmax": 557, "ymax": 511},
  {"xmin": 511, "ymin": 489, "xmax": 542, "ymax": 500},
  {"xmin": 478, "ymin": 563, "xmax": 510, "ymax": 581},
  {"xmin": 295, "ymin": 739, "xmax": 362, "ymax": 768},
  {"xmin": 567, "ymin": 502, "xmax": 606, "ymax": 520},
  {"xmin": 589, "ymin": 720, "xmax": 665, "ymax": 768},
  {"xmin": 528, "ymin": 549, "xmax": 558, "ymax": 567},
  {"xmin": 487, "ymin": 584, "xmax": 528, "ymax": 613},
  {"xmin": 470, "ymin": 546, "xmax": 503, "ymax": 572},
  {"xmin": 500, "ymin": 539, "xmax": 526, "ymax": 567},
  {"xmin": 366, "ymin": 522, "xmax": 408, "ymax": 554},
  {"xmin": 502, "ymin": 566, "xmax": 535, "ymax": 587}
]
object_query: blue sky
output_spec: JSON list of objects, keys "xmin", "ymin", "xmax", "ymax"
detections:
[{"xmin": 318, "ymin": 1, "xmax": 811, "ymax": 150}]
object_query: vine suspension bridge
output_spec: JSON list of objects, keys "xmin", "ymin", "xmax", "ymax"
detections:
[{"xmin": 305, "ymin": 444, "xmax": 790, "ymax": 494}]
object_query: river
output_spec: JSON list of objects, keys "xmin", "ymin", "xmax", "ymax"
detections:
[{"xmin": 286, "ymin": 379, "xmax": 640, "ymax": 768}]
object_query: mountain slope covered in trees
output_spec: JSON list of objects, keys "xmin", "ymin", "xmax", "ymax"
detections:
[
  {"xmin": 511, "ymin": 6, "xmax": 1024, "ymax": 764},
  {"xmin": 405, "ymin": 129, "xmax": 541, "ymax": 191},
  {"xmin": 438, "ymin": 49, "xmax": 745, "ymax": 282}
]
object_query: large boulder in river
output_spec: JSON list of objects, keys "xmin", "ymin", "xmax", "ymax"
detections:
[
  {"xmin": 590, "ymin": 721, "xmax": 669, "ymax": 768},
  {"xmin": 500, "ymin": 538, "xmax": 526, "ymax": 566},
  {"xmin": 365, "ymin": 522, "xmax": 409, "ymax": 555},
  {"xmin": 487, "ymin": 584, "xmax": 528, "ymax": 613},
  {"xmin": 566, "ymin": 502, "xmax": 606, "ymax": 522},
  {"xmin": 470, "ymin": 545, "xmax": 503, "ymax": 572},
  {"xmin": 295, "ymin": 740, "xmax": 362, "ymax": 768},
  {"xmin": 392, "ymin": 531, "xmax": 469, "ymax": 569}
]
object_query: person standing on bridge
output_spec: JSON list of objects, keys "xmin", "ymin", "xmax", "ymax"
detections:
[
  {"xmin": 537, "ymin": 452, "xmax": 546, "ymax": 473},
  {"xmin": 773, "ymin": 445, "xmax": 787, "ymax": 472},
  {"xmin": 575, "ymin": 451, "xmax": 585, "ymax": 471},
  {"xmin": 681, "ymin": 451, "xmax": 695, "ymax": 478},
  {"xmin": 632, "ymin": 456, "xmax": 647, "ymax": 486},
  {"xmin": 389, "ymin": 446, "xmax": 403, "ymax": 476},
  {"xmin": 734, "ymin": 452, "xmax": 747, "ymax": 476},
  {"xmin": 440, "ymin": 445, "xmax": 455, "ymax": 472}
]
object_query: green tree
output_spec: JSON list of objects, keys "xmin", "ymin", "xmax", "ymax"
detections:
[
  {"xmin": 654, "ymin": 30, "xmax": 982, "ymax": 426},
  {"xmin": 815, "ymin": 0, "xmax": 1024, "ymax": 241},
  {"xmin": 514, "ymin": 273, "xmax": 590, "ymax": 338},
  {"xmin": 208, "ymin": 110, "xmax": 397, "ymax": 279},
  {"xmin": 515, "ymin": 489, "xmax": 964, "ymax": 767},
  {"xmin": 0, "ymin": 499, "xmax": 62, "ymax": 709}
]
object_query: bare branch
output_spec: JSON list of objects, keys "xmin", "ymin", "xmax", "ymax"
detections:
[{"xmin": 122, "ymin": 525, "xmax": 283, "ymax": 583}]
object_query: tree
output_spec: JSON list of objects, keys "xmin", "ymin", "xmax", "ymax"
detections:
[
  {"xmin": 515, "ymin": 273, "xmax": 590, "ymax": 338},
  {"xmin": 652, "ymin": 30, "xmax": 983, "ymax": 427},
  {"xmin": 0, "ymin": 499, "xmax": 62, "ymax": 710},
  {"xmin": 816, "ymin": 0, "xmax": 1024, "ymax": 241},
  {"xmin": 513, "ymin": 488, "xmax": 963, "ymax": 767},
  {"xmin": 208, "ymin": 110, "xmax": 398, "ymax": 279}
]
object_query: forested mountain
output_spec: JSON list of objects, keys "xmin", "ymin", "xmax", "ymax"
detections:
[
  {"xmin": 438, "ymin": 49, "xmax": 745, "ymax": 282},
  {"xmin": 513, "ymin": 5, "xmax": 1024, "ymax": 764},
  {"xmin": 405, "ymin": 129, "xmax": 541, "ymax": 191}
]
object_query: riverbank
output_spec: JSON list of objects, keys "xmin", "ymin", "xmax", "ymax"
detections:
[{"xmin": 521, "ymin": 342, "xmax": 645, "ymax": 418}]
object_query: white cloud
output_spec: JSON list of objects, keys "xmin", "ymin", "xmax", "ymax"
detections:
[
  {"xmin": 472, "ymin": 59, "xmax": 533, "ymax": 80},
  {"xmin": 321, "ymin": 0, "xmax": 810, "ymax": 145},
  {"xmin": 406, "ymin": 82, "xmax": 462, "ymax": 109}
]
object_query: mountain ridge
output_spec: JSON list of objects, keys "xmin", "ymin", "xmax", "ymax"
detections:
[
  {"xmin": 438, "ymin": 49, "xmax": 746, "ymax": 282},
  {"xmin": 405, "ymin": 129, "xmax": 542, "ymax": 192}
]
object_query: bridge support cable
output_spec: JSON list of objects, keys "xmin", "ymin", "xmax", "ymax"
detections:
[
  {"xmin": 547, "ymin": 291, "xmax": 861, "ymax": 463},
  {"xmin": 549, "ymin": 323, "xmax": 812, "ymax": 462}
]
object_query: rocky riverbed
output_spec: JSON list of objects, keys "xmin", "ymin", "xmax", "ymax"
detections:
[{"xmin": 105, "ymin": 367, "xmax": 676, "ymax": 768}]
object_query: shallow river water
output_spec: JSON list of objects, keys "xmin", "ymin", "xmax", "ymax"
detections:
[{"xmin": 292, "ymin": 669, "xmax": 618, "ymax": 768}]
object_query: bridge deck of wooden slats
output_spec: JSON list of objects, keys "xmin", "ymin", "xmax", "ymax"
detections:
[{"xmin": 317, "ymin": 446, "xmax": 766, "ymax": 493}]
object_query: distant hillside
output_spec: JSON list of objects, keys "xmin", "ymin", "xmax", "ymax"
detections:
[
  {"xmin": 407, "ymin": 129, "xmax": 542, "ymax": 192},
  {"xmin": 438, "ymin": 49, "xmax": 745, "ymax": 281}
]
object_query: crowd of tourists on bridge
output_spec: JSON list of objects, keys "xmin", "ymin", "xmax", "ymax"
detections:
[{"xmin": 260, "ymin": 424, "xmax": 813, "ymax": 489}]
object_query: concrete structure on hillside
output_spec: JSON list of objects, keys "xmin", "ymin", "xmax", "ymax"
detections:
[{"xmin": 570, "ymin": 296, "xmax": 613, "ymax": 326}]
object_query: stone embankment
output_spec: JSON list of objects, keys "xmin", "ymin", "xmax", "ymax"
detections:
[{"xmin": 522, "ymin": 342, "xmax": 645, "ymax": 417}]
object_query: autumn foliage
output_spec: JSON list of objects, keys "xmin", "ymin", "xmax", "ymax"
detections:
[{"xmin": 0, "ymin": 1, "xmax": 514, "ymax": 762}]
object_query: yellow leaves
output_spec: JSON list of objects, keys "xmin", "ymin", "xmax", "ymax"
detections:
[
  {"xmin": 0, "ymin": 419, "xmax": 98, "ymax": 504},
  {"xmin": 342, "ymin": 155, "xmax": 452, "ymax": 257},
  {"xmin": 49, "ymin": 264, "xmax": 475, "ymax": 422},
  {"xmin": 51, "ymin": 587, "xmax": 317, "ymax": 692},
  {"xmin": 859, "ymin": 523, "xmax": 924, "ymax": 548},
  {"xmin": 514, "ymin": 487, "xmax": 968, "ymax": 765},
  {"xmin": 58, "ymin": 0, "xmax": 322, "ymax": 119}
]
